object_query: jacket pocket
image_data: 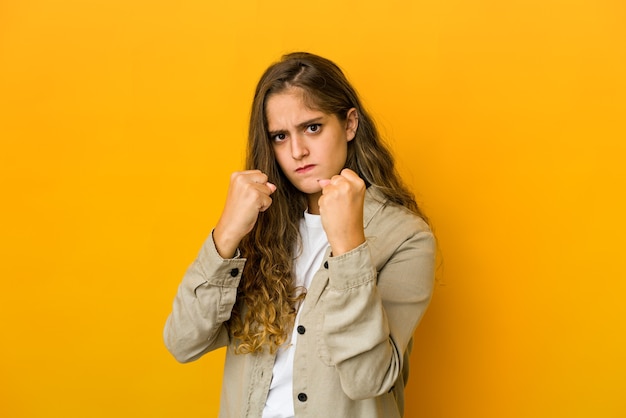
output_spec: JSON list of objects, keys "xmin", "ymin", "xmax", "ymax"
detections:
[{"xmin": 315, "ymin": 312, "xmax": 335, "ymax": 367}]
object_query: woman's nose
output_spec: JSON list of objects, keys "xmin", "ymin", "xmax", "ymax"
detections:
[{"xmin": 291, "ymin": 135, "xmax": 309, "ymax": 160}]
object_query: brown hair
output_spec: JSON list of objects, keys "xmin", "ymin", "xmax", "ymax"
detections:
[{"xmin": 228, "ymin": 52, "xmax": 428, "ymax": 354}]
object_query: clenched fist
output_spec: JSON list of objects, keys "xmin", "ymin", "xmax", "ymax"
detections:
[
  {"xmin": 213, "ymin": 170, "xmax": 276, "ymax": 258},
  {"xmin": 317, "ymin": 168, "xmax": 366, "ymax": 256}
]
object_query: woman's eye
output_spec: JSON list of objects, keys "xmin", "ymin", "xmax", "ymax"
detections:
[
  {"xmin": 272, "ymin": 133, "xmax": 286, "ymax": 142},
  {"xmin": 306, "ymin": 124, "xmax": 321, "ymax": 133}
]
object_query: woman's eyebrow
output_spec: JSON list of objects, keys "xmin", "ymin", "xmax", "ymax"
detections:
[
  {"xmin": 268, "ymin": 117, "xmax": 325, "ymax": 137},
  {"xmin": 267, "ymin": 128, "xmax": 287, "ymax": 137},
  {"xmin": 296, "ymin": 117, "xmax": 324, "ymax": 129}
]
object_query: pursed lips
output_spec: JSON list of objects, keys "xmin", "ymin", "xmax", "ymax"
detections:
[{"xmin": 295, "ymin": 164, "xmax": 315, "ymax": 174}]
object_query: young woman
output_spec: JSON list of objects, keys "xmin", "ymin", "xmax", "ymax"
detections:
[{"xmin": 164, "ymin": 52, "xmax": 435, "ymax": 418}]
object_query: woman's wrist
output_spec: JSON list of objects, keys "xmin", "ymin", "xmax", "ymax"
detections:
[
  {"xmin": 329, "ymin": 231, "xmax": 366, "ymax": 257},
  {"xmin": 213, "ymin": 224, "xmax": 242, "ymax": 259}
]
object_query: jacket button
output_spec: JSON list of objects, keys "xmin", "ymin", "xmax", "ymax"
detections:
[
  {"xmin": 297, "ymin": 325, "xmax": 305, "ymax": 335},
  {"xmin": 323, "ymin": 261, "xmax": 328, "ymax": 269},
  {"xmin": 297, "ymin": 393, "xmax": 307, "ymax": 402},
  {"xmin": 229, "ymin": 268, "xmax": 239, "ymax": 277}
]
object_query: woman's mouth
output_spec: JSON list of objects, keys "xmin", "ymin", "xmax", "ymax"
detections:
[{"xmin": 295, "ymin": 164, "xmax": 315, "ymax": 174}]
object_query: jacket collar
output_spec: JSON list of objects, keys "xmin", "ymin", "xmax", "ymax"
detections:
[{"xmin": 363, "ymin": 186, "xmax": 388, "ymax": 228}]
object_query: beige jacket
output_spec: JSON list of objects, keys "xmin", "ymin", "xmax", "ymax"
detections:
[{"xmin": 164, "ymin": 186, "xmax": 435, "ymax": 417}]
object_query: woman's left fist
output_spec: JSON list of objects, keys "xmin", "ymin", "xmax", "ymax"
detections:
[{"xmin": 317, "ymin": 168, "xmax": 366, "ymax": 256}]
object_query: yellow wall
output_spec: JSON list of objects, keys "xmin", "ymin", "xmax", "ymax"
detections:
[{"xmin": 1, "ymin": 0, "xmax": 625, "ymax": 416}]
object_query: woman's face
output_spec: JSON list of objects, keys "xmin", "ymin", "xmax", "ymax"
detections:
[{"xmin": 265, "ymin": 88, "xmax": 358, "ymax": 211}]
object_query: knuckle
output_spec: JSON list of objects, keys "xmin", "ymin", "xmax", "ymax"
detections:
[
  {"xmin": 233, "ymin": 171, "xmax": 251, "ymax": 186},
  {"xmin": 338, "ymin": 181, "xmax": 350, "ymax": 192}
]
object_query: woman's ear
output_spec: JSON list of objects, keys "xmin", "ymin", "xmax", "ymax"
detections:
[{"xmin": 345, "ymin": 108, "xmax": 359, "ymax": 141}]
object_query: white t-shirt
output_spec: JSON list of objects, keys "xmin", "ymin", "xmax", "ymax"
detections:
[{"xmin": 262, "ymin": 211, "xmax": 329, "ymax": 418}]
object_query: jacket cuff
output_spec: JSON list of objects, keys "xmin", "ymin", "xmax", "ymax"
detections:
[
  {"xmin": 192, "ymin": 231, "xmax": 247, "ymax": 288},
  {"xmin": 327, "ymin": 241, "xmax": 376, "ymax": 290}
]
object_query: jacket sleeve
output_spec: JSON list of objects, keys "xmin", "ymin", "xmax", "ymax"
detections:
[
  {"xmin": 321, "ymin": 223, "xmax": 435, "ymax": 400},
  {"xmin": 163, "ymin": 232, "xmax": 246, "ymax": 363}
]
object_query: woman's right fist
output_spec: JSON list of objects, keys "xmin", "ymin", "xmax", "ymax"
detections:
[{"xmin": 213, "ymin": 170, "xmax": 276, "ymax": 258}]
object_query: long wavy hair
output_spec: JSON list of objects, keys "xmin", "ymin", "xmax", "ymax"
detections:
[{"xmin": 227, "ymin": 52, "xmax": 428, "ymax": 354}]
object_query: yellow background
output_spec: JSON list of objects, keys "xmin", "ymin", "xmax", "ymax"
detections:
[{"xmin": 1, "ymin": 0, "xmax": 625, "ymax": 417}]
